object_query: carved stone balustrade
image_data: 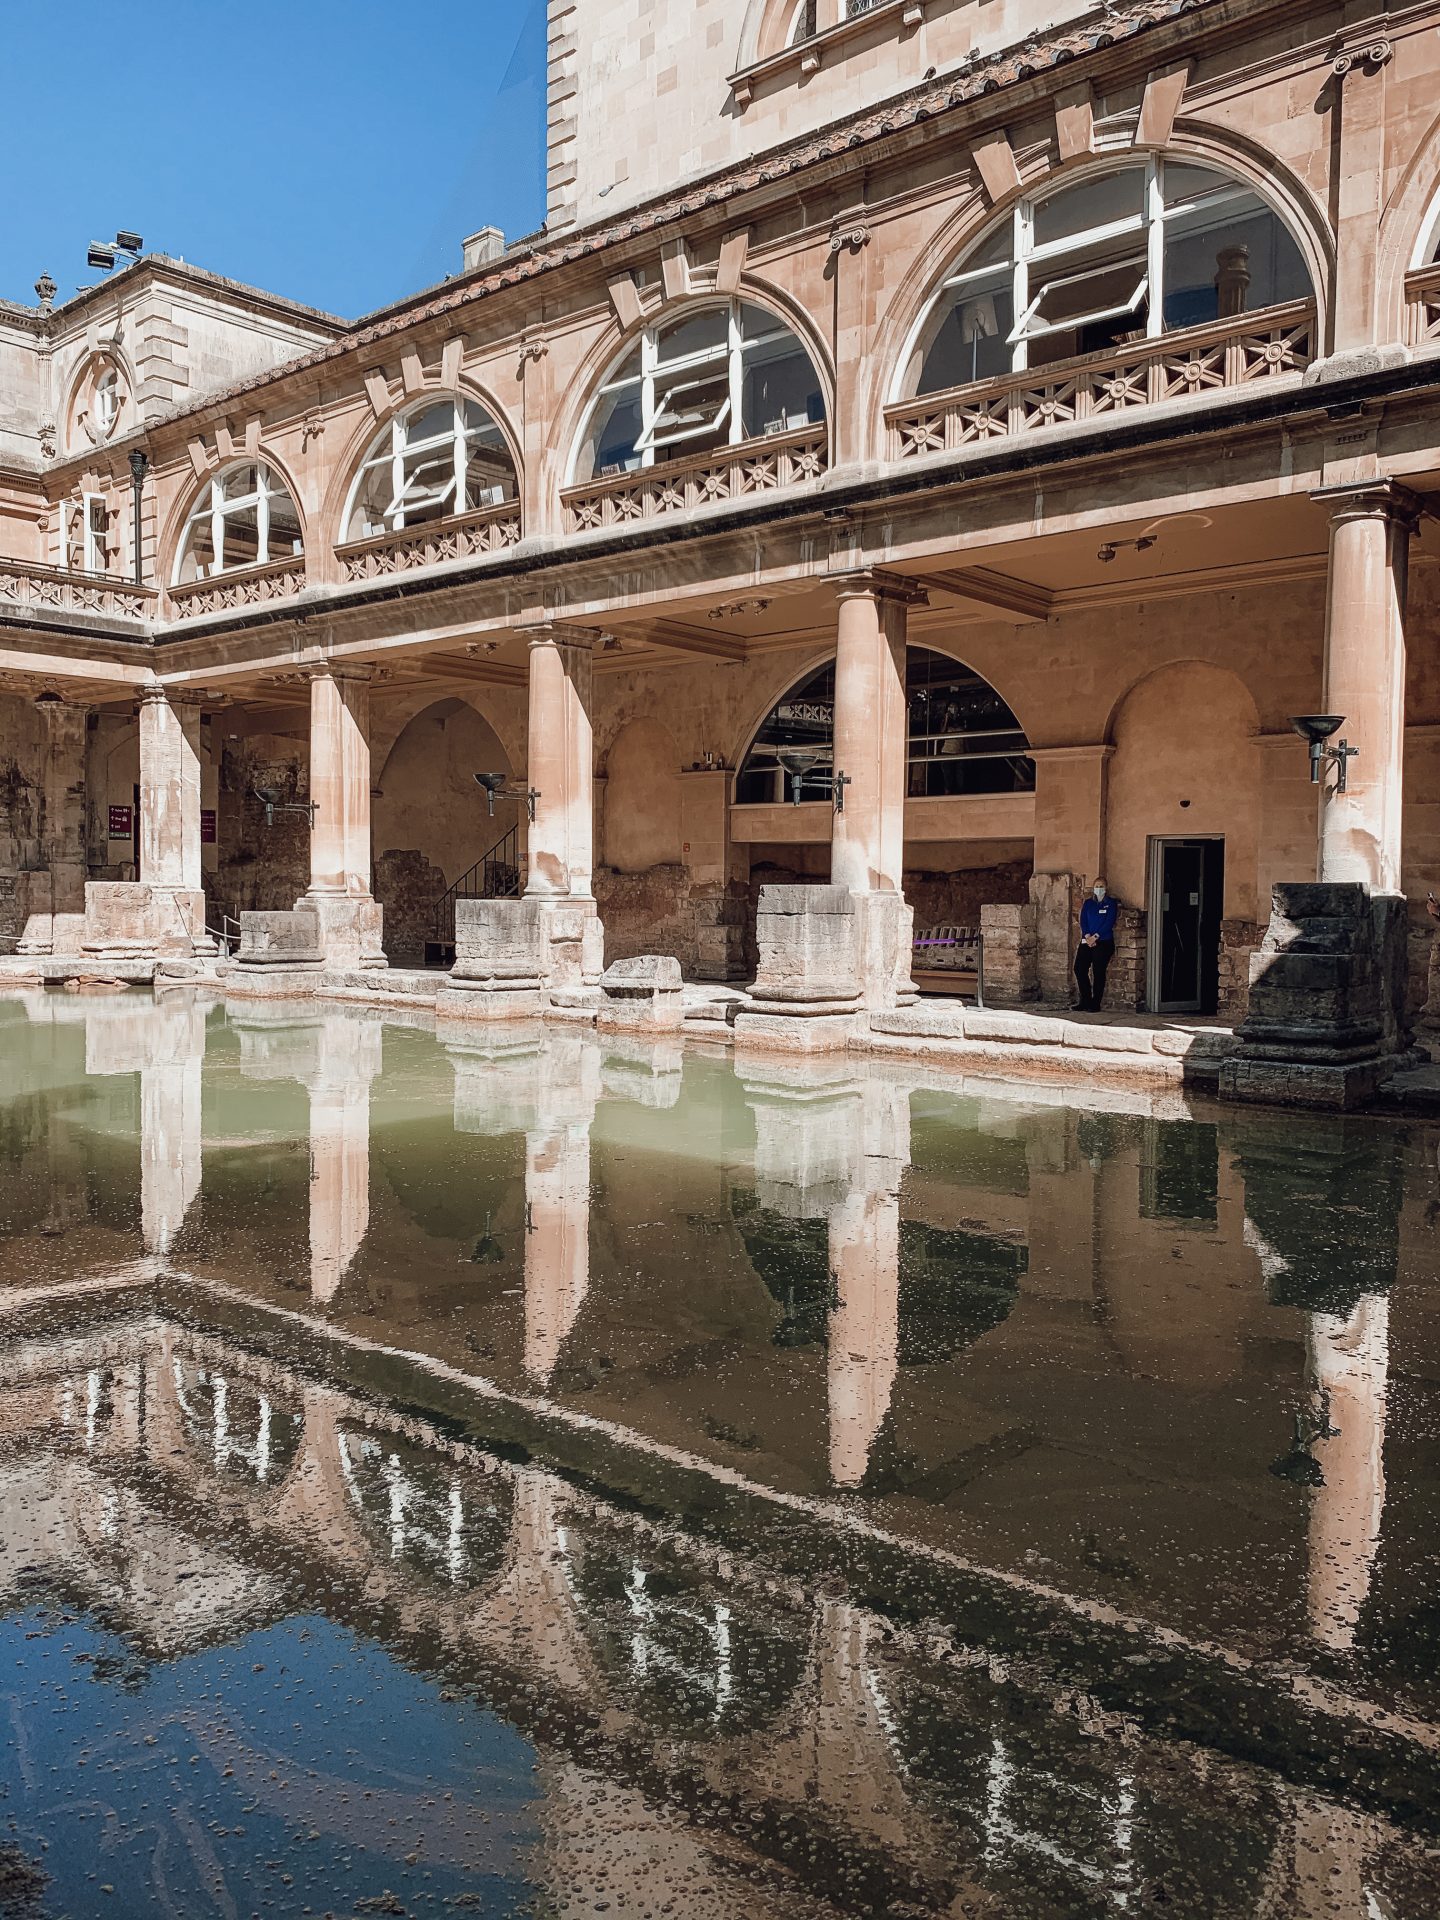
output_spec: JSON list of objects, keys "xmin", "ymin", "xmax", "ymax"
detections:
[
  {"xmin": 560, "ymin": 425, "xmax": 828, "ymax": 533},
  {"xmin": 0, "ymin": 559, "xmax": 155, "ymax": 622},
  {"xmin": 885, "ymin": 302, "xmax": 1316, "ymax": 459},
  {"xmin": 334, "ymin": 501, "xmax": 522, "ymax": 583},
  {"xmin": 166, "ymin": 557, "xmax": 308, "ymax": 619}
]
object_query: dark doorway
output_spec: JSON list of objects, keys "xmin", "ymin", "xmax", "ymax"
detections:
[{"xmin": 1147, "ymin": 837, "xmax": 1224, "ymax": 1014}]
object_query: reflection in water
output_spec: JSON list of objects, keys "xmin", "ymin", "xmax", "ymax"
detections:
[{"xmin": 0, "ymin": 992, "xmax": 1437, "ymax": 1915}]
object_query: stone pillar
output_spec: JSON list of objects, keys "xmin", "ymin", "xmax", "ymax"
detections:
[
  {"xmin": 302, "ymin": 667, "xmax": 386, "ymax": 969},
  {"xmin": 830, "ymin": 571, "xmax": 921, "ymax": 1012},
  {"xmin": 447, "ymin": 625, "xmax": 602, "ymax": 1007},
  {"xmin": 133, "ymin": 687, "xmax": 213, "ymax": 955},
  {"xmin": 524, "ymin": 1117, "xmax": 592, "ymax": 1387},
  {"xmin": 139, "ymin": 998, "xmax": 206, "ymax": 1259},
  {"xmin": 19, "ymin": 694, "xmax": 89, "ymax": 955},
  {"xmin": 1314, "ymin": 479, "xmax": 1420, "ymax": 892}
]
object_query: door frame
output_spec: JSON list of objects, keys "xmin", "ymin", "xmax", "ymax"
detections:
[{"xmin": 1146, "ymin": 835, "xmax": 1223, "ymax": 1014}]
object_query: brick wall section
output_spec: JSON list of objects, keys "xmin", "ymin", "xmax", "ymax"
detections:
[
  {"xmin": 376, "ymin": 848, "xmax": 449, "ymax": 965},
  {"xmin": 597, "ymin": 864, "xmax": 748, "ymax": 980}
]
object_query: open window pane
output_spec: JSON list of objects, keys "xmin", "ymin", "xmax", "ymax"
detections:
[
  {"xmin": 590, "ymin": 392, "xmax": 645, "ymax": 476},
  {"xmin": 741, "ymin": 336, "xmax": 823, "ymax": 436},
  {"xmin": 342, "ymin": 398, "xmax": 518, "ymax": 539}
]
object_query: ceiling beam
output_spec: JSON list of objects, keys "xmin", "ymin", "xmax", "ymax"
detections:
[{"xmin": 914, "ymin": 568, "xmax": 1054, "ymax": 623}]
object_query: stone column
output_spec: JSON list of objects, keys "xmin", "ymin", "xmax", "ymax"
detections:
[
  {"xmin": 122, "ymin": 687, "xmax": 215, "ymax": 956},
  {"xmin": 303, "ymin": 667, "xmax": 386, "ymax": 969},
  {"xmin": 19, "ymin": 694, "xmax": 89, "ymax": 955},
  {"xmin": 1314, "ymin": 479, "xmax": 1421, "ymax": 891},
  {"xmin": 139, "ymin": 996, "xmax": 206, "ymax": 1259},
  {"xmin": 524, "ymin": 1117, "xmax": 592, "ymax": 1387},
  {"xmin": 521, "ymin": 624, "xmax": 602, "ymax": 987},
  {"xmin": 1307, "ymin": 1294, "xmax": 1388, "ymax": 1653}
]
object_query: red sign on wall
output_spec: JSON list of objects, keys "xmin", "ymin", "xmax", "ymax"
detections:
[
  {"xmin": 108, "ymin": 805, "xmax": 133, "ymax": 840},
  {"xmin": 201, "ymin": 809, "xmax": 217, "ymax": 845}
]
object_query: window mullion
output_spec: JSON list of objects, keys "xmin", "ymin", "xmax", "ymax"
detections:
[
  {"xmin": 1012, "ymin": 201, "xmax": 1030, "ymax": 373},
  {"xmin": 1145, "ymin": 156, "xmax": 1165, "ymax": 338},
  {"xmin": 391, "ymin": 419, "xmax": 405, "ymax": 531},
  {"xmin": 727, "ymin": 302, "xmax": 744, "ymax": 447},
  {"xmin": 257, "ymin": 472, "xmax": 271, "ymax": 566},
  {"xmin": 210, "ymin": 480, "xmax": 224, "ymax": 577},
  {"xmin": 640, "ymin": 328, "xmax": 658, "ymax": 470},
  {"xmin": 453, "ymin": 406, "xmax": 467, "ymax": 516}
]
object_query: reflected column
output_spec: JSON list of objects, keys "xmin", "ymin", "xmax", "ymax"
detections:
[
  {"xmin": 524, "ymin": 1037, "xmax": 601, "ymax": 1386},
  {"xmin": 140, "ymin": 997, "xmax": 207, "ymax": 1258},
  {"xmin": 307, "ymin": 1014, "xmax": 383, "ymax": 1304},
  {"xmin": 828, "ymin": 1079, "xmax": 908, "ymax": 1490},
  {"xmin": 1307, "ymin": 1294, "xmax": 1389, "ymax": 1651}
]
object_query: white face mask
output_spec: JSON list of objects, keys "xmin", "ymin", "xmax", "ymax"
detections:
[{"xmin": 1093, "ymin": 886, "xmax": 1105, "ymax": 900}]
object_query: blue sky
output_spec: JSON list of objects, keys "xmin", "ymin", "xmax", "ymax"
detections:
[{"xmin": 1, "ymin": 0, "xmax": 548, "ymax": 319}]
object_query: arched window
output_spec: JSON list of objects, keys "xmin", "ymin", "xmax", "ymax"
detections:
[
  {"xmin": 174, "ymin": 463, "xmax": 303, "ymax": 583},
  {"xmin": 902, "ymin": 159, "xmax": 1311, "ymax": 396},
  {"xmin": 342, "ymin": 397, "xmax": 517, "ymax": 543},
  {"xmin": 573, "ymin": 299, "xmax": 825, "ymax": 483},
  {"xmin": 736, "ymin": 648, "xmax": 1034, "ymax": 803}
]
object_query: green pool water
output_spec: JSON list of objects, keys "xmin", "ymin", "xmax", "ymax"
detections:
[{"xmin": 1, "ymin": 988, "xmax": 1438, "ymax": 1917}]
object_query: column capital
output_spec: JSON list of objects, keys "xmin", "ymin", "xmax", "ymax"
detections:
[
  {"xmin": 521, "ymin": 621, "xmax": 604, "ymax": 655},
  {"xmin": 305, "ymin": 661, "xmax": 374, "ymax": 685},
  {"xmin": 825, "ymin": 568, "xmax": 929, "ymax": 608},
  {"xmin": 1311, "ymin": 477, "xmax": 1425, "ymax": 532}
]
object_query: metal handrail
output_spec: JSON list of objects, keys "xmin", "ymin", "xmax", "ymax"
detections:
[{"xmin": 431, "ymin": 825, "xmax": 522, "ymax": 943}]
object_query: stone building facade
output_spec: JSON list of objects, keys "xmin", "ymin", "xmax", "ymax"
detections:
[{"xmin": 2, "ymin": 0, "xmax": 1440, "ymax": 1067}]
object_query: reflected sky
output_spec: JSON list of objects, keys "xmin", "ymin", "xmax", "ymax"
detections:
[{"xmin": 1, "ymin": 988, "xmax": 1439, "ymax": 1916}]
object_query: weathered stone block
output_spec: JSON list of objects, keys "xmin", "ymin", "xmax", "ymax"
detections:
[
  {"xmin": 749, "ymin": 885, "xmax": 862, "ymax": 1009},
  {"xmin": 600, "ymin": 953, "xmax": 683, "ymax": 996},
  {"xmin": 236, "ymin": 905, "xmax": 324, "ymax": 968},
  {"xmin": 453, "ymin": 896, "xmax": 547, "ymax": 983}
]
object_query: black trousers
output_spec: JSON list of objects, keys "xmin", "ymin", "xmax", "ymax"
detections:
[{"xmin": 1073, "ymin": 938, "xmax": 1115, "ymax": 1010}]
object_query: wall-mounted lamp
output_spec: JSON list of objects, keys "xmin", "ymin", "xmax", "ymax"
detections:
[
  {"xmin": 253, "ymin": 785, "xmax": 317, "ymax": 830},
  {"xmin": 1097, "ymin": 534, "xmax": 1158, "ymax": 564},
  {"xmin": 777, "ymin": 747, "xmax": 822, "ymax": 805},
  {"xmin": 1289, "ymin": 715, "xmax": 1357, "ymax": 793},
  {"xmin": 474, "ymin": 771, "xmax": 538, "ymax": 821}
]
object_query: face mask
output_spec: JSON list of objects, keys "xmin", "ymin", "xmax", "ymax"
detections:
[{"xmin": 1093, "ymin": 886, "xmax": 1105, "ymax": 900}]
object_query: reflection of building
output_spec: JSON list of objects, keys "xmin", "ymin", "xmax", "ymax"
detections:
[{"xmin": 0, "ymin": 1306, "xmax": 1426, "ymax": 1919}]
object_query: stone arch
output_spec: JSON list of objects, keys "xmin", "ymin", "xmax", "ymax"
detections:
[
  {"xmin": 736, "ymin": 0, "xmax": 798, "ymax": 67},
  {"xmin": 603, "ymin": 717, "xmax": 684, "ymax": 871},
  {"xmin": 158, "ymin": 447, "xmax": 310, "ymax": 589},
  {"xmin": 372, "ymin": 694, "xmax": 521, "ymax": 963},
  {"xmin": 1104, "ymin": 660, "xmax": 1262, "ymax": 922},
  {"xmin": 1375, "ymin": 105, "xmax": 1440, "ymax": 339},
  {"xmin": 868, "ymin": 128, "xmax": 1332, "ymax": 464},
  {"xmin": 320, "ymin": 380, "xmax": 524, "ymax": 549}
]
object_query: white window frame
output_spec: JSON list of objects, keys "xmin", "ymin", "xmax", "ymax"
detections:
[
  {"xmin": 900, "ymin": 158, "xmax": 1291, "ymax": 388},
  {"xmin": 175, "ymin": 463, "xmax": 301, "ymax": 582},
  {"xmin": 345, "ymin": 398, "xmax": 509, "ymax": 538},
  {"xmin": 81, "ymin": 493, "xmax": 107, "ymax": 573},
  {"xmin": 93, "ymin": 368, "xmax": 121, "ymax": 439},
  {"xmin": 584, "ymin": 299, "xmax": 816, "ymax": 477}
]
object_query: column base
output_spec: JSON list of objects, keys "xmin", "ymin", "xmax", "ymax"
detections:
[
  {"xmin": 1220, "ymin": 882, "xmax": 1407, "ymax": 1109},
  {"xmin": 302, "ymin": 892, "xmax": 387, "ymax": 970},
  {"xmin": 80, "ymin": 883, "xmax": 212, "ymax": 959},
  {"xmin": 452, "ymin": 894, "xmax": 603, "ymax": 1000}
]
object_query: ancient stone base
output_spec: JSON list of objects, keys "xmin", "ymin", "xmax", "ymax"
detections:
[
  {"xmin": 1217, "ymin": 1053, "xmax": 1388, "ymax": 1111},
  {"xmin": 235, "ymin": 906, "xmax": 326, "ymax": 971},
  {"xmin": 597, "ymin": 954, "xmax": 684, "ymax": 1034},
  {"xmin": 18, "ymin": 910, "xmax": 87, "ymax": 957},
  {"xmin": 452, "ymin": 894, "xmax": 602, "ymax": 1003},
  {"xmin": 436, "ymin": 981, "xmax": 546, "ymax": 1021},
  {"xmin": 81, "ymin": 882, "xmax": 214, "ymax": 960},
  {"xmin": 1220, "ymin": 882, "xmax": 1406, "ymax": 1109},
  {"xmin": 303, "ymin": 892, "xmax": 387, "ymax": 970},
  {"xmin": 731, "ymin": 1010, "xmax": 861, "ymax": 1053}
]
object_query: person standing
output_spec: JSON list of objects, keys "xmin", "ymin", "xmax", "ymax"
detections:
[{"xmin": 1074, "ymin": 878, "xmax": 1119, "ymax": 1012}]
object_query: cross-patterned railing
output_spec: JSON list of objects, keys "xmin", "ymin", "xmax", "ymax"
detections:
[
  {"xmin": 885, "ymin": 302, "xmax": 1316, "ymax": 460},
  {"xmin": 167, "ymin": 556, "xmax": 308, "ymax": 618},
  {"xmin": 335, "ymin": 500, "xmax": 523, "ymax": 583},
  {"xmin": 560, "ymin": 425, "xmax": 829, "ymax": 532},
  {"xmin": 1403, "ymin": 263, "xmax": 1440, "ymax": 347},
  {"xmin": 0, "ymin": 559, "xmax": 155, "ymax": 622}
]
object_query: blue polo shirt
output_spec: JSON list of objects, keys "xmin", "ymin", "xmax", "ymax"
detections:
[{"xmin": 1080, "ymin": 895, "xmax": 1118, "ymax": 940}]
